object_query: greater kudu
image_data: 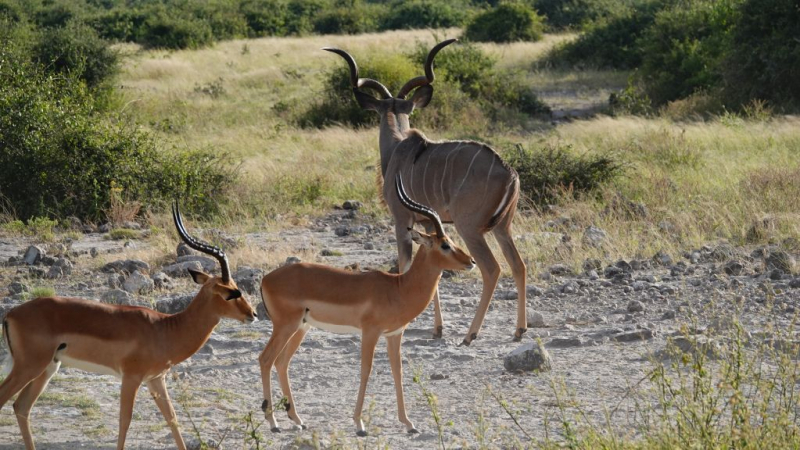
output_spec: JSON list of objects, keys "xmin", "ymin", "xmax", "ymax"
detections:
[{"xmin": 324, "ymin": 39, "xmax": 527, "ymax": 345}]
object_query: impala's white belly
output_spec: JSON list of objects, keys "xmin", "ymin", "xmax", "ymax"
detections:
[
  {"xmin": 305, "ymin": 314, "xmax": 361, "ymax": 335},
  {"xmin": 58, "ymin": 354, "xmax": 121, "ymax": 379}
]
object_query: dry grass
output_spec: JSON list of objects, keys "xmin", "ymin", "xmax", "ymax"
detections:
[{"xmin": 117, "ymin": 31, "xmax": 800, "ymax": 271}]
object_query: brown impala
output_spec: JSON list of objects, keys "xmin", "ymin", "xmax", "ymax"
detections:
[
  {"xmin": 258, "ymin": 176, "xmax": 475, "ymax": 436},
  {"xmin": 324, "ymin": 39, "xmax": 528, "ymax": 345},
  {"xmin": 0, "ymin": 203, "xmax": 257, "ymax": 450}
]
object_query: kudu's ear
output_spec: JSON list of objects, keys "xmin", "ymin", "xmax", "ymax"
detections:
[
  {"xmin": 354, "ymin": 89, "xmax": 381, "ymax": 112},
  {"xmin": 188, "ymin": 268, "xmax": 210, "ymax": 285},
  {"xmin": 410, "ymin": 85, "xmax": 433, "ymax": 109}
]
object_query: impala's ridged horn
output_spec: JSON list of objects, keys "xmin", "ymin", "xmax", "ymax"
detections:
[
  {"xmin": 397, "ymin": 38, "xmax": 458, "ymax": 99},
  {"xmin": 395, "ymin": 175, "xmax": 445, "ymax": 238},
  {"xmin": 322, "ymin": 47, "xmax": 392, "ymax": 99},
  {"xmin": 172, "ymin": 201, "xmax": 231, "ymax": 283}
]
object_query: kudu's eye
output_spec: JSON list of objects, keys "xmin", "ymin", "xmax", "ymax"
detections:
[{"xmin": 441, "ymin": 243, "xmax": 451, "ymax": 251}]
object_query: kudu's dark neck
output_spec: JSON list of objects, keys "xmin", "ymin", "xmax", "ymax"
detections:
[{"xmin": 379, "ymin": 110, "xmax": 411, "ymax": 176}]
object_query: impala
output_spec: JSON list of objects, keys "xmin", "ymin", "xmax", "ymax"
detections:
[
  {"xmin": 324, "ymin": 39, "xmax": 528, "ymax": 346},
  {"xmin": 258, "ymin": 176, "xmax": 475, "ymax": 436},
  {"xmin": 0, "ymin": 203, "xmax": 257, "ymax": 450}
]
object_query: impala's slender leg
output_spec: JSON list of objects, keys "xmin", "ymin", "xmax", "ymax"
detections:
[
  {"xmin": 14, "ymin": 360, "xmax": 60, "ymax": 450},
  {"xmin": 353, "ymin": 330, "xmax": 381, "ymax": 437},
  {"xmin": 422, "ymin": 221, "xmax": 444, "ymax": 338},
  {"xmin": 494, "ymin": 212, "xmax": 527, "ymax": 340},
  {"xmin": 458, "ymin": 228, "xmax": 501, "ymax": 346},
  {"xmin": 386, "ymin": 333, "xmax": 416, "ymax": 433},
  {"xmin": 259, "ymin": 321, "xmax": 301, "ymax": 432},
  {"xmin": 275, "ymin": 325, "xmax": 309, "ymax": 430},
  {"xmin": 147, "ymin": 375, "xmax": 186, "ymax": 450},
  {"xmin": 117, "ymin": 374, "xmax": 143, "ymax": 450}
]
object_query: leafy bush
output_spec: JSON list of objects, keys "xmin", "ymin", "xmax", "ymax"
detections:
[
  {"xmin": 722, "ymin": 0, "xmax": 800, "ymax": 110},
  {"xmin": 532, "ymin": 0, "xmax": 634, "ymax": 29},
  {"xmin": 33, "ymin": 21, "xmax": 119, "ymax": 89},
  {"xmin": 139, "ymin": 11, "xmax": 215, "ymax": 49},
  {"xmin": 507, "ymin": 143, "xmax": 622, "ymax": 207},
  {"xmin": 241, "ymin": 0, "xmax": 287, "ymax": 36},
  {"xmin": 380, "ymin": 0, "xmax": 467, "ymax": 30},
  {"xmin": 638, "ymin": 0, "xmax": 737, "ymax": 106},
  {"xmin": 285, "ymin": 0, "xmax": 327, "ymax": 35},
  {"xmin": 464, "ymin": 2, "xmax": 544, "ymax": 43},
  {"xmin": 312, "ymin": 2, "xmax": 380, "ymax": 35},
  {"xmin": 0, "ymin": 48, "xmax": 235, "ymax": 221}
]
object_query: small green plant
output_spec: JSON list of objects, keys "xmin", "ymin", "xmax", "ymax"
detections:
[
  {"xmin": 25, "ymin": 286, "xmax": 56, "ymax": 300},
  {"xmin": 106, "ymin": 228, "xmax": 141, "ymax": 241},
  {"xmin": 464, "ymin": 2, "xmax": 544, "ymax": 43},
  {"xmin": 412, "ymin": 364, "xmax": 445, "ymax": 450}
]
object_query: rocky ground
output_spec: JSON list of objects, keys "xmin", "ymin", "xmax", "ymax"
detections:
[{"xmin": 0, "ymin": 207, "xmax": 798, "ymax": 449}]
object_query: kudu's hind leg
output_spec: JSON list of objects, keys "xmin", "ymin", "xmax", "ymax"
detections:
[
  {"xmin": 493, "ymin": 216, "xmax": 528, "ymax": 340},
  {"xmin": 458, "ymin": 228, "xmax": 501, "ymax": 346}
]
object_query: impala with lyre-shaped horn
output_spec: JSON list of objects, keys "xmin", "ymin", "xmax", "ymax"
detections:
[
  {"xmin": 324, "ymin": 39, "xmax": 528, "ymax": 345},
  {"xmin": 0, "ymin": 202, "xmax": 256, "ymax": 450},
  {"xmin": 258, "ymin": 175, "xmax": 475, "ymax": 436}
]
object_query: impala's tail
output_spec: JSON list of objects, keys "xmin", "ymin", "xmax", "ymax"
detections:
[{"xmin": 259, "ymin": 287, "xmax": 272, "ymax": 322}]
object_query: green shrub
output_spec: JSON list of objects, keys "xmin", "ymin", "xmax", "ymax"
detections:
[
  {"xmin": 722, "ymin": 0, "xmax": 800, "ymax": 110},
  {"xmin": 380, "ymin": 0, "xmax": 467, "ymax": 30},
  {"xmin": 241, "ymin": 0, "xmax": 288, "ymax": 36},
  {"xmin": 0, "ymin": 0, "xmax": 25, "ymax": 22},
  {"xmin": 0, "ymin": 48, "xmax": 235, "ymax": 221},
  {"xmin": 34, "ymin": 0, "xmax": 85, "ymax": 28},
  {"xmin": 285, "ymin": 0, "xmax": 327, "ymax": 35},
  {"xmin": 532, "ymin": 0, "xmax": 634, "ymax": 29},
  {"xmin": 313, "ymin": 2, "xmax": 380, "ymax": 35},
  {"xmin": 638, "ymin": 0, "xmax": 738, "ymax": 106},
  {"xmin": 139, "ymin": 11, "xmax": 214, "ymax": 49},
  {"xmin": 192, "ymin": 3, "xmax": 249, "ymax": 40},
  {"xmin": 507, "ymin": 143, "xmax": 622, "ymax": 207},
  {"xmin": 33, "ymin": 21, "xmax": 119, "ymax": 89},
  {"xmin": 464, "ymin": 2, "xmax": 544, "ymax": 43}
]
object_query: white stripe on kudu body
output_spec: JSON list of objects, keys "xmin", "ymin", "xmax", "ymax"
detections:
[{"xmin": 325, "ymin": 39, "xmax": 528, "ymax": 347}]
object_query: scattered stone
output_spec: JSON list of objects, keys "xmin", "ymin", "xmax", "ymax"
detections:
[
  {"xmin": 587, "ymin": 270, "xmax": 599, "ymax": 281},
  {"xmin": 526, "ymin": 285, "xmax": 544, "ymax": 297},
  {"xmin": 156, "ymin": 295, "xmax": 193, "ymax": 314},
  {"xmin": 284, "ymin": 256, "xmax": 301, "ymax": 266},
  {"xmin": 23, "ymin": 245, "xmax": 46, "ymax": 265},
  {"xmin": 90, "ymin": 247, "xmax": 99, "ymax": 258},
  {"xmin": 430, "ymin": 373, "xmax": 448, "ymax": 381},
  {"xmin": 123, "ymin": 270, "xmax": 155, "ymax": 294},
  {"xmin": 321, "ymin": 249, "xmax": 337, "ymax": 257},
  {"xmin": 151, "ymin": 272, "xmax": 173, "ymax": 290},
  {"xmin": 766, "ymin": 250, "xmax": 795, "ymax": 273},
  {"xmin": 102, "ymin": 259, "xmax": 150, "ymax": 274},
  {"xmin": 256, "ymin": 302, "xmax": 269, "ymax": 321},
  {"xmin": 604, "ymin": 266, "xmax": 623, "ymax": 278},
  {"xmin": 613, "ymin": 328, "xmax": 654, "ymax": 342},
  {"xmin": 342, "ymin": 200, "xmax": 363, "ymax": 211},
  {"xmin": 176, "ymin": 255, "xmax": 217, "ymax": 273},
  {"xmin": 101, "ymin": 289, "xmax": 135, "ymax": 305},
  {"xmin": 661, "ymin": 310, "xmax": 676, "ymax": 320},
  {"xmin": 98, "ymin": 223, "xmax": 112, "ymax": 233},
  {"xmin": 162, "ymin": 261, "xmax": 204, "ymax": 278},
  {"xmin": 631, "ymin": 281, "xmax": 650, "ymax": 292},
  {"xmin": 8, "ymin": 281, "xmax": 27, "ymax": 295},
  {"xmin": 582, "ymin": 258, "xmax": 602, "ymax": 272},
  {"xmin": 660, "ymin": 285, "xmax": 677, "ymax": 295},
  {"xmin": 233, "ymin": 266, "xmax": 263, "ymax": 295},
  {"xmin": 177, "ymin": 242, "xmax": 197, "ymax": 257},
  {"xmin": 627, "ymin": 300, "xmax": 645, "ymax": 313},
  {"xmin": 582, "ymin": 226, "xmax": 607, "ymax": 248},
  {"xmin": 503, "ymin": 341, "xmax": 552, "ymax": 373},
  {"xmin": 549, "ymin": 264, "xmax": 574, "ymax": 276},
  {"xmin": 789, "ymin": 278, "xmax": 800, "ymax": 289},
  {"xmin": 615, "ymin": 260, "xmax": 633, "ymax": 273},
  {"xmin": 45, "ymin": 265, "xmax": 64, "ymax": 280},
  {"xmin": 122, "ymin": 221, "xmax": 142, "ymax": 230},
  {"xmin": 560, "ymin": 281, "xmax": 579, "ymax": 294},
  {"xmin": 334, "ymin": 226, "xmax": 351, "ymax": 237},
  {"xmin": 769, "ymin": 269, "xmax": 785, "ymax": 280},
  {"xmin": 364, "ymin": 242, "xmax": 375, "ymax": 250},
  {"xmin": 667, "ymin": 336, "xmax": 719, "ymax": 359},
  {"xmin": 710, "ymin": 244, "xmax": 735, "ymax": 262},
  {"xmin": 723, "ymin": 260, "xmax": 744, "ymax": 276},
  {"xmin": 653, "ymin": 251, "xmax": 673, "ymax": 266},
  {"xmin": 547, "ymin": 337, "xmax": 584, "ymax": 348},
  {"xmin": 108, "ymin": 274, "xmax": 123, "ymax": 289},
  {"xmin": 527, "ymin": 311, "xmax": 546, "ymax": 328}
]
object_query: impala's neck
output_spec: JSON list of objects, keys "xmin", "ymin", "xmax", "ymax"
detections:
[
  {"xmin": 379, "ymin": 110, "xmax": 411, "ymax": 176},
  {"xmin": 397, "ymin": 247, "xmax": 443, "ymax": 318},
  {"xmin": 160, "ymin": 296, "xmax": 221, "ymax": 365}
]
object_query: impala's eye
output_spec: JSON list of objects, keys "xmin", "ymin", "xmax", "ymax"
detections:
[{"xmin": 441, "ymin": 243, "xmax": 451, "ymax": 251}]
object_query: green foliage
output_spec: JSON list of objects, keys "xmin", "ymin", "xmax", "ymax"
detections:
[
  {"xmin": 379, "ymin": 0, "xmax": 467, "ymax": 30},
  {"xmin": 312, "ymin": 2, "xmax": 379, "ymax": 35},
  {"xmin": 241, "ymin": 0, "xmax": 287, "ymax": 36},
  {"xmin": 33, "ymin": 20, "xmax": 119, "ymax": 89},
  {"xmin": 532, "ymin": 0, "xmax": 636, "ymax": 29},
  {"xmin": 138, "ymin": 11, "xmax": 215, "ymax": 50},
  {"xmin": 722, "ymin": 0, "xmax": 800, "ymax": 110},
  {"xmin": 507, "ymin": 143, "xmax": 622, "ymax": 207},
  {"xmin": 464, "ymin": 2, "xmax": 544, "ymax": 43},
  {"xmin": 0, "ymin": 217, "xmax": 58, "ymax": 237},
  {"xmin": 638, "ymin": 0, "xmax": 739, "ymax": 106},
  {"xmin": 0, "ymin": 48, "xmax": 235, "ymax": 221}
]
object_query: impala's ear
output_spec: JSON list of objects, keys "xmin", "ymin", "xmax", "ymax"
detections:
[
  {"xmin": 354, "ymin": 89, "xmax": 381, "ymax": 111},
  {"xmin": 408, "ymin": 228, "xmax": 434, "ymax": 247},
  {"xmin": 410, "ymin": 85, "xmax": 433, "ymax": 109},
  {"xmin": 188, "ymin": 269, "xmax": 210, "ymax": 285}
]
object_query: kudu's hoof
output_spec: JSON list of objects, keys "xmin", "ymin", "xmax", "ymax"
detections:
[
  {"xmin": 408, "ymin": 428, "xmax": 420, "ymax": 434},
  {"xmin": 271, "ymin": 427, "xmax": 281, "ymax": 433},
  {"xmin": 432, "ymin": 325, "xmax": 443, "ymax": 339},
  {"xmin": 356, "ymin": 430, "xmax": 368, "ymax": 437}
]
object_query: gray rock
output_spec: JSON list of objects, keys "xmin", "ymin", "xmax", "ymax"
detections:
[
  {"xmin": 334, "ymin": 226, "xmax": 351, "ymax": 237},
  {"xmin": 23, "ymin": 245, "xmax": 45, "ymax": 265},
  {"xmin": 177, "ymin": 242, "xmax": 196, "ymax": 257},
  {"xmin": 613, "ymin": 329, "xmax": 654, "ymax": 342},
  {"xmin": 604, "ymin": 265, "xmax": 623, "ymax": 278},
  {"xmin": 8, "ymin": 281, "xmax": 28, "ymax": 295},
  {"xmin": 660, "ymin": 285, "xmax": 677, "ymax": 295},
  {"xmin": 90, "ymin": 247, "xmax": 99, "ymax": 258},
  {"xmin": 632, "ymin": 281, "xmax": 650, "ymax": 292},
  {"xmin": 547, "ymin": 337, "xmax": 584, "ymax": 348},
  {"xmin": 766, "ymin": 250, "xmax": 795, "ymax": 273},
  {"xmin": 152, "ymin": 272, "xmax": 173, "ymax": 289},
  {"xmin": 256, "ymin": 302, "xmax": 269, "ymax": 321},
  {"xmin": 123, "ymin": 270, "xmax": 155, "ymax": 294},
  {"xmin": 582, "ymin": 226, "xmax": 607, "ymax": 248},
  {"xmin": 653, "ymin": 251, "xmax": 673, "ymax": 266},
  {"xmin": 284, "ymin": 256, "xmax": 301, "ymax": 266},
  {"xmin": 627, "ymin": 300, "xmax": 645, "ymax": 312},
  {"xmin": 101, "ymin": 289, "xmax": 135, "ymax": 305},
  {"xmin": 156, "ymin": 295, "xmax": 194, "ymax": 314},
  {"xmin": 549, "ymin": 264, "xmax": 574, "ymax": 276},
  {"xmin": 527, "ymin": 311, "xmax": 546, "ymax": 328},
  {"xmin": 789, "ymin": 278, "xmax": 800, "ymax": 289},
  {"xmin": 710, "ymin": 244, "xmax": 735, "ymax": 262},
  {"xmin": 321, "ymin": 249, "xmax": 337, "ymax": 257},
  {"xmin": 122, "ymin": 221, "xmax": 142, "ymax": 230},
  {"xmin": 363, "ymin": 242, "xmax": 375, "ymax": 250},
  {"xmin": 724, "ymin": 260, "xmax": 744, "ymax": 276},
  {"xmin": 98, "ymin": 223, "xmax": 112, "ymax": 233},
  {"xmin": 45, "ymin": 265, "xmax": 64, "ymax": 279},
  {"xmin": 430, "ymin": 373, "xmax": 448, "ymax": 381},
  {"xmin": 102, "ymin": 259, "xmax": 150, "ymax": 274},
  {"xmin": 176, "ymin": 255, "xmax": 217, "ymax": 273},
  {"xmin": 561, "ymin": 281, "xmax": 579, "ymax": 294},
  {"xmin": 526, "ymin": 285, "xmax": 544, "ymax": 297},
  {"xmin": 582, "ymin": 258, "xmax": 602, "ymax": 272},
  {"xmin": 503, "ymin": 341, "xmax": 552, "ymax": 372},
  {"xmin": 162, "ymin": 261, "xmax": 204, "ymax": 278},
  {"xmin": 234, "ymin": 266, "xmax": 263, "ymax": 295},
  {"xmin": 661, "ymin": 310, "xmax": 676, "ymax": 320},
  {"xmin": 342, "ymin": 200, "xmax": 363, "ymax": 210},
  {"xmin": 587, "ymin": 270, "xmax": 599, "ymax": 281}
]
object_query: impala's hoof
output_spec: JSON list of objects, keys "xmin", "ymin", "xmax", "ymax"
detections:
[
  {"xmin": 408, "ymin": 428, "xmax": 420, "ymax": 434},
  {"xmin": 356, "ymin": 430, "xmax": 368, "ymax": 437},
  {"xmin": 458, "ymin": 339, "xmax": 471, "ymax": 347},
  {"xmin": 432, "ymin": 325, "xmax": 443, "ymax": 339},
  {"xmin": 301, "ymin": 424, "xmax": 308, "ymax": 430},
  {"xmin": 271, "ymin": 427, "xmax": 281, "ymax": 433},
  {"xmin": 292, "ymin": 424, "xmax": 307, "ymax": 431}
]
